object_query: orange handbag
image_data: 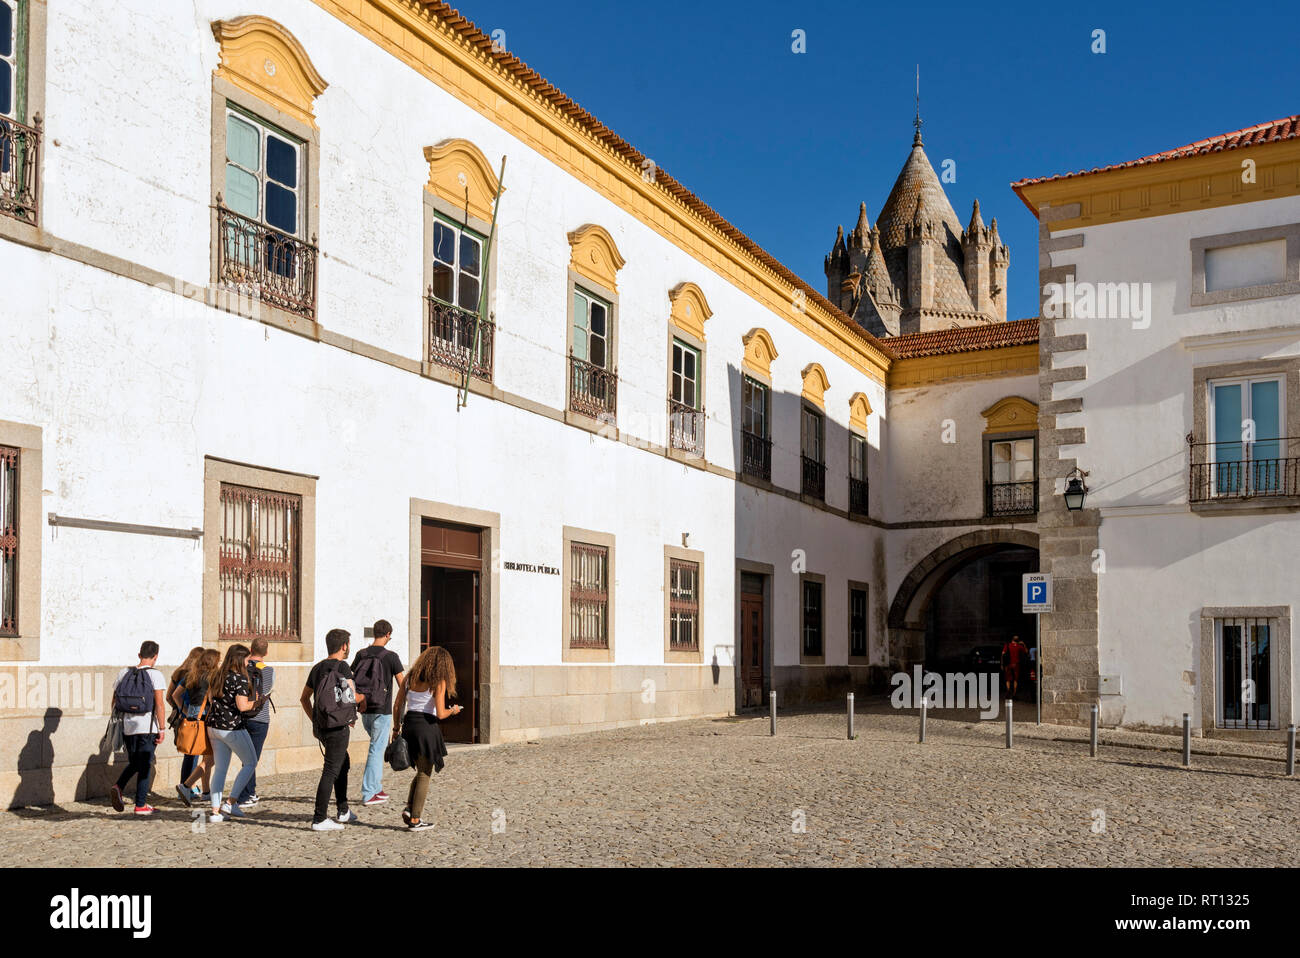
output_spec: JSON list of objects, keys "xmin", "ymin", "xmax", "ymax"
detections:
[{"xmin": 175, "ymin": 692, "xmax": 210, "ymax": 756}]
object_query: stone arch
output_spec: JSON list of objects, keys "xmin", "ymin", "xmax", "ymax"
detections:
[{"xmin": 889, "ymin": 528, "xmax": 1040, "ymax": 630}]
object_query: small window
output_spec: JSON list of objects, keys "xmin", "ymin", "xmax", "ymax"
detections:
[
  {"xmin": 668, "ymin": 559, "xmax": 699, "ymax": 651},
  {"xmin": 1205, "ymin": 240, "xmax": 1287, "ymax": 293},
  {"xmin": 1215, "ymin": 616, "xmax": 1277, "ymax": 730},
  {"xmin": 431, "ymin": 215, "xmax": 483, "ymax": 312},
  {"xmin": 572, "ymin": 287, "xmax": 611, "ymax": 370},
  {"xmin": 849, "ymin": 586, "xmax": 867, "ymax": 658},
  {"xmin": 569, "ymin": 542, "xmax": 609, "ymax": 649},
  {"xmin": 671, "ymin": 339, "xmax": 700, "ymax": 410},
  {"xmin": 990, "ymin": 438, "xmax": 1034, "ymax": 483},
  {"xmin": 224, "ymin": 107, "xmax": 303, "ymax": 237},
  {"xmin": 742, "ymin": 376, "xmax": 768, "ymax": 437},
  {"xmin": 218, "ymin": 484, "xmax": 301, "ymax": 641},
  {"xmin": 802, "ymin": 579, "xmax": 822, "ymax": 657},
  {"xmin": 0, "ymin": 444, "xmax": 17, "ymax": 636}
]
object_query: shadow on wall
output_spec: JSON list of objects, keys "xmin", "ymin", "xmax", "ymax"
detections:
[{"xmin": 10, "ymin": 707, "xmax": 64, "ymax": 812}]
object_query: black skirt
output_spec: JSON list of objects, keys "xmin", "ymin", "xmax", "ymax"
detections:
[{"xmin": 401, "ymin": 711, "xmax": 447, "ymax": 773}]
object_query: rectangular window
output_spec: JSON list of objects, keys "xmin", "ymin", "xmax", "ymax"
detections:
[
  {"xmin": 224, "ymin": 107, "xmax": 302, "ymax": 237},
  {"xmin": 849, "ymin": 586, "xmax": 867, "ymax": 658},
  {"xmin": 987, "ymin": 436, "xmax": 1037, "ymax": 516},
  {"xmin": 668, "ymin": 559, "xmax": 699, "ymax": 651},
  {"xmin": 1205, "ymin": 240, "xmax": 1287, "ymax": 293},
  {"xmin": 801, "ymin": 406, "xmax": 826, "ymax": 499},
  {"xmin": 0, "ymin": 445, "xmax": 17, "ymax": 636},
  {"xmin": 431, "ymin": 214, "xmax": 483, "ymax": 312},
  {"xmin": 0, "ymin": 0, "xmax": 18, "ymax": 121},
  {"xmin": 1209, "ymin": 376, "xmax": 1285, "ymax": 496},
  {"xmin": 802, "ymin": 579, "xmax": 822, "ymax": 657},
  {"xmin": 569, "ymin": 542, "xmax": 609, "ymax": 649},
  {"xmin": 572, "ymin": 287, "xmax": 611, "ymax": 369},
  {"xmin": 671, "ymin": 339, "xmax": 700, "ymax": 409},
  {"xmin": 990, "ymin": 438, "xmax": 1035, "ymax": 483},
  {"xmin": 218, "ymin": 484, "xmax": 301, "ymax": 641},
  {"xmin": 742, "ymin": 376, "xmax": 768, "ymax": 437},
  {"xmin": 801, "ymin": 406, "xmax": 824, "ymax": 463},
  {"xmin": 849, "ymin": 433, "xmax": 869, "ymax": 514},
  {"xmin": 1215, "ymin": 616, "xmax": 1277, "ymax": 729}
]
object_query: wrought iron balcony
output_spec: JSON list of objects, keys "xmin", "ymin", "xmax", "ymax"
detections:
[
  {"xmin": 668, "ymin": 399, "xmax": 705, "ymax": 455},
  {"xmin": 849, "ymin": 476, "xmax": 869, "ymax": 515},
  {"xmin": 569, "ymin": 354, "xmax": 617, "ymax": 421},
  {"xmin": 986, "ymin": 480, "xmax": 1038, "ymax": 517},
  {"xmin": 1188, "ymin": 438, "xmax": 1300, "ymax": 503},
  {"xmin": 215, "ymin": 203, "xmax": 317, "ymax": 320},
  {"xmin": 741, "ymin": 429, "xmax": 771, "ymax": 482},
  {"xmin": 427, "ymin": 295, "xmax": 494, "ymax": 381},
  {"xmin": 0, "ymin": 115, "xmax": 41, "ymax": 226},
  {"xmin": 801, "ymin": 455, "xmax": 826, "ymax": 500}
]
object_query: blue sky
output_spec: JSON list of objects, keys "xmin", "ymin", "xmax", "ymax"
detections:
[{"xmin": 461, "ymin": 0, "xmax": 1298, "ymax": 323}]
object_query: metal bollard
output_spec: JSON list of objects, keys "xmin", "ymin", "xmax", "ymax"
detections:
[
  {"xmin": 769, "ymin": 690, "xmax": 777, "ymax": 737},
  {"xmin": 1287, "ymin": 725, "xmax": 1296, "ymax": 777},
  {"xmin": 1005, "ymin": 698, "xmax": 1013, "ymax": 749},
  {"xmin": 1182, "ymin": 713, "xmax": 1191, "ymax": 767},
  {"xmin": 1090, "ymin": 704, "xmax": 1099, "ymax": 758},
  {"xmin": 919, "ymin": 697, "xmax": 928, "ymax": 743},
  {"xmin": 847, "ymin": 692, "xmax": 855, "ymax": 740}
]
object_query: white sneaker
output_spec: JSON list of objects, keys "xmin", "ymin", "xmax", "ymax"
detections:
[
  {"xmin": 312, "ymin": 818, "xmax": 344, "ymax": 831},
  {"xmin": 336, "ymin": 809, "xmax": 359, "ymax": 824},
  {"xmin": 208, "ymin": 811, "xmax": 224, "ymax": 824}
]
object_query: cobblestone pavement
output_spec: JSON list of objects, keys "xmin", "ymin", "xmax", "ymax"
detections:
[{"xmin": 3, "ymin": 706, "xmax": 1296, "ymax": 866}]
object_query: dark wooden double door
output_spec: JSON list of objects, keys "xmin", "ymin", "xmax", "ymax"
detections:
[
  {"xmin": 419, "ymin": 519, "xmax": 481, "ymax": 744},
  {"xmin": 740, "ymin": 572, "xmax": 766, "ymax": 708}
]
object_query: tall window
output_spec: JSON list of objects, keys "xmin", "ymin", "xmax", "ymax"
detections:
[
  {"xmin": 218, "ymin": 484, "xmax": 301, "ymax": 641},
  {"xmin": 668, "ymin": 559, "xmax": 699, "ymax": 651},
  {"xmin": 849, "ymin": 586, "xmax": 867, "ymax": 658},
  {"xmin": 741, "ymin": 376, "xmax": 771, "ymax": 481},
  {"xmin": 669, "ymin": 339, "xmax": 703, "ymax": 454},
  {"xmin": 849, "ymin": 433, "xmax": 868, "ymax": 514},
  {"xmin": 802, "ymin": 579, "xmax": 823, "ymax": 656},
  {"xmin": 572, "ymin": 287, "xmax": 611, "ymax": 369},
  {"xmin": 0, "ymin": 445, "xmax": 17, "ymax": 636},
  {"xmin": 1209, "ymin": 376, "xmax": 1284, "ymax": 496},
  {"xmin": 1215, "ymin": 616, "xmax": 1276, "ymax": 729},
  {"xmin": 987, "ymin": 437, "xmax": 1036, "ymax": 516},
  {"xmin": 671, "ymin": 340, "xmax": 699, "ymax": 410},
  {"xmin": 569, "ymin": 542, "xmax": 609, "ymax": 649},
  {"xmin": 801, "ymin": 406, "xmax": 825, "ymax": 499},
  {"xmin": 431, "ymin": 215, "xmax": 483, "ymax": 312},
  {"xmin": 0, "ymin": 0, "xmax": 19, "ymax": 122},
  {"xmin": 224, "ymin": 107, "xmax": 302, "ymax": 238}
]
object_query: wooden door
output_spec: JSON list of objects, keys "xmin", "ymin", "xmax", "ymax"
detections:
[{"xmin": 740, "ymin": 592, "xmax": 764, "ymax": 708}]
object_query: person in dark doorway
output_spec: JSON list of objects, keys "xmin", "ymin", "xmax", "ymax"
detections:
[
  {"xmin": 109, "ymin": 641, "xmax": 168, "ymax": 815},
  {"xmin": 301, "ymin": 628, "xmax": 366, "ymax": 831},
  {"xmin": 392, "ymin": 646, "xmax": 458, "ymax": 831},
  {"xmin": 350, "ymin": 619, "xmax": 406, "ymax": 807},
  {"xmin": 1001, "ymin": 634, "xmax": 1030, "ymax": 700}
]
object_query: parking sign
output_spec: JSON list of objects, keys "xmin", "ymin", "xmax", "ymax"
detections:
[{"xmin": 1022, "ymin": 573, "xmax": 1053, "ymax": 614}]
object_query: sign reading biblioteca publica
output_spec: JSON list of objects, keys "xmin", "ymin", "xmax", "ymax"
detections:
[{"xmin": 504, "ymin": 561, "xmax": 560, "ymax": 575}]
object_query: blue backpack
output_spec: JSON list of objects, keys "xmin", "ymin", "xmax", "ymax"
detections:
[{"xmin": 115, "ymin": 667, "xmax": 156, "ymax": 729}]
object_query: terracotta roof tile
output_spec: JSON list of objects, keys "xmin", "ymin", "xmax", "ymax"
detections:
[
  {"xmin": 413, "ymin": 3, "xmax": 895, "ymax": 366},
  {"xmin": 887, "ymin": 318, "xmax": 1040, "ymax": 359},
  {"xmin": 1012, "ymin": 114, "xmax": 1299, "ymax": 188}
]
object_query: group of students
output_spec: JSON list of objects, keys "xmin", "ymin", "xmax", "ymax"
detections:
[{"xmin": 108, "ymin": 619, "xmax": 463, "ymax": 831}]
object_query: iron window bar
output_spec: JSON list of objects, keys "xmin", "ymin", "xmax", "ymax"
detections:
[
  {"xmin": 427, "ymin": 294, "xmax": 494, "ymax": 382},
  {"xmin": 1188, "ymin": 436, "xmax": 1300, "ymax": 502},
  {"xmin": 667, "ymin": 398, "xmax": 705, "ymax": 455},
  {"xmin": 986, "ymin": 480, "xmax": 1038, "ymax": 517},
  {"xmin": 214, "ymin": 201, "xmax": 318, "ymax": 320},
  {"xmin": 0, "ymin": 114, "xmax": 40, "ymax": 226},
  {"xmin": 668, "ymin": 558, "xmax": 700, "ymax": 651},
  {"xmin": 218, "ymin": 485, "xmax": 301, "ymax": 643},
  {"xmin": 741, "ymin": 429, "xmax": 772, "ymax": 482},
  {"xmin": 569, "ymin": 542, "xmax": 609, "ymax": 649},
  {"xmin": 801, "ymin": 455, "xmax": 826, "ymax": 500},
  {"xmin": 849, "ymin": 476, "xmax": 869, "ymax": 516},
  {"xmin": 568, "ymin": 354, "xmax": 618, "ymax": 421}
]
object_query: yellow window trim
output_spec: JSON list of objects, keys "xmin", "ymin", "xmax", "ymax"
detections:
[
  {"xmin": 567, "ymin": 224, "xmax": 626, "ymax": 294},
  {"xmin": 980, "ymin": 396, "xmax": 1039, "ymax": 434},
  {"xmin": 211, "ymin": 16, "xmax": 328, "ymax": 128},
  {"xmin": 849, "ymin": 392, "xmax": 872, "ymax": 431},
  {"xmin": 424, "ymin": 138, "xmax": 502, "ymax": 226},
  {"xmin": 668, "ymin": 281, "xmax": 712, "ymax": 341},
  {"xmin": 801, "ymin": 362, "xmax": 830, "ymax": 409},
  {"xmin": 742, "ymin": 328, "xmax": 778, "ymax": 379}
]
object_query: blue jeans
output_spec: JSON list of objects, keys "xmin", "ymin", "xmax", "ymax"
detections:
[
  {"xmin": 359, "ymin": 711, "xmax": 392, "ymax": 801},
  {"xmin": 208, "ymin": 727, "xmax": 257, "ymax": 810},
  {"xmin": 236, "ymin": 720, "xmax": 269, "ymax": 803}
]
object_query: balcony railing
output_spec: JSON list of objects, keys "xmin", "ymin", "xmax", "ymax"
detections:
[
  {"xmin": 0, "ymin": 115, "xmax": 41, "ymax": 226},
  {"xmin": 741, "ymin": 430, "xmax": 771, "ymax": 482},
  {"xmin": 427, "ymin": 295, "xmax": 493, "ymax": 381},
  {"xmin": 1188, "ymin": 437, "xmax": 1300, "ymax": 503},
  {"xmin": 849, "ymin": 476, "xmax": 869, "ymax": 515},
  {"xmin": 801, "ymin": 455, "xmax": 826, "ymax": 500},
  {"xmin": 668, "ymin": 399, "xmax": 705, "ymax": 455},
  {"xmin": 215, "ymin": 203, "xmax": 317, "ymax": 320},
  {"xmin": 986, "ymin": 480, "xmax": 1038, "ymax": 517},
  {"xmin": 569, "ymin": 354, "xmax": 617, "ymax": 421}
]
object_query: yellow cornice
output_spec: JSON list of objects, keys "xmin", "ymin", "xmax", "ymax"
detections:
[
  {"xmin": 980, "ymin": 395, "xmax": 1038, "ymax": 434},
  {"xmin": 212, "ymin": 16, "xmax": 328, "ymax": 127},
  {"xmin": 423, "ymin": 138, "xmax": 502, "ymax": 225},
  {"xmin": 308, "ymin": 0, "xmax": 889, "ymax": 384},
  {"xmin": 1017, "ymin": 139, "xmax": 1300, "ymax": 233},
  {"xmin": 888, "ymin": 344, "xmax": 1039, "ymax": 390}
]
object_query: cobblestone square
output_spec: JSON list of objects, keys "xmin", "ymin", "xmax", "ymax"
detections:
[{"xmin": 2, "ymin": 704, "xmax": 1295, "ymax": 867}]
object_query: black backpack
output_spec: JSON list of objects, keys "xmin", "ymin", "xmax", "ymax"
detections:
[
  {"xmin": 352, "ymin": 650, "xmax": 388, "ymax": 714},
  {"xmin": 114, "ymin": 667, "xmax": 154, "ymax": 716},
  {"xmin": 312, "ymin": 661, "xmax": 357, "ymax": 732}
]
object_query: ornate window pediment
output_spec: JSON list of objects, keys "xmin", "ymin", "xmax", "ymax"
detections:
[
  {"xmin": 742, "ymin": 328, "xmax": 777, "ymax": 378},
  {"xmin": 424, "ymin": 138, "xmax": 502, "ymax": 225},
  {"xmin": 980, "ymin": 396, "xmax": 1039, "ymax": 434},
  {"xmin": 801, "ymin": 363, "xmax": 830, "ymax": 409},
  {"xmin": 668, "ymin": 282, "xmax": 712, "ymax": 341},
  {"xmin": 849, "ymin": 392, "xmax": 873, "ymax": 431},
  {"xmin": 567, "ymin": 224, "xmax": 626, "ymax": 293},
  {"xmin": 211, "ymin": 16, "xmax": 327, "ymax": 127}
]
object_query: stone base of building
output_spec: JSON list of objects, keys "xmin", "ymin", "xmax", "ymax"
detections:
[{"xmin": 771, "ymin": 665, "xmax": 890, "ymax": 709}]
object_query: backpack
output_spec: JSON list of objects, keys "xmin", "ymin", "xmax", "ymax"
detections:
[
  {"xmin": 352, "ymin": 650, "xmax": 389, "ymax": 714},
  {"xmin": 244, "ymin": 662, "xmax": 276, "ymax": 718},
  {"xmin": 312, "ymin": 661, "xmax": 357, "ymax": 732},
  {"xmin": 114, "ymin": 667, "xmax": 155, "ymax": 716}
]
